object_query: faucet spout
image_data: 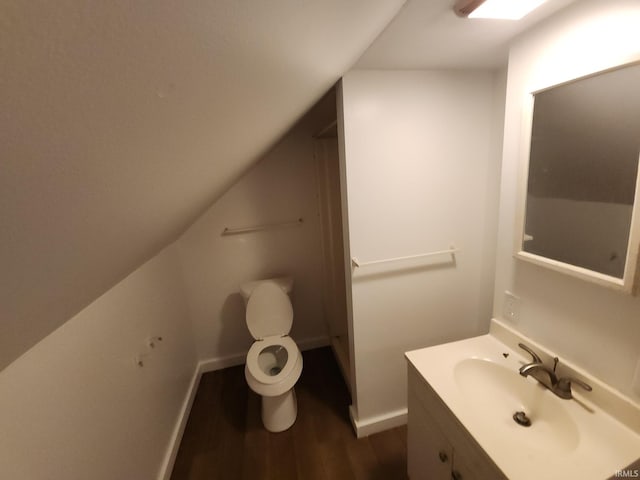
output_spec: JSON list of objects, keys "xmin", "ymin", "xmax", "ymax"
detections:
[{"xmin": 519, "ymin": 362, "xmax": 558, "ymax": 387}]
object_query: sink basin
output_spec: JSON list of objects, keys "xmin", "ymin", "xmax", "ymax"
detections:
[
  {"xmin": 454, "ymin": 358, "xmax": 579, "ymax": 453},
  {"xmin": 405, "ymin": 329, "xmax": 640, "ymax": 480}
]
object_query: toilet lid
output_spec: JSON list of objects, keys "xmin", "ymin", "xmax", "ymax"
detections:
[{"xmin": 246, "ymin": 282, "xmax": 293, "ymax": 339}]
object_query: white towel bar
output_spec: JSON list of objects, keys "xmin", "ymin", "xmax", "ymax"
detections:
[
  {"xmin": 351, "ymin": 245, "xmax": 458, "ymax": 268},
  {"xmin": 222, "ymin": 218, "xmax": 303, "ymax": 236}
]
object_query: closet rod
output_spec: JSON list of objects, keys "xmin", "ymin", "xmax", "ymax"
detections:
[
  {"xmin": 313, "ymin": 120, "xmax": 337, "ymax": 139},
  {"xmin": 221, "ymin": 218, "xmax": 303, "ymax": 236},
  {"xmin": 351, "ymin": 245, "xmax": 458, "ymax": 268}
]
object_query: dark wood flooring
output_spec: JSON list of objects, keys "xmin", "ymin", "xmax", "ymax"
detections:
[{"xmin": 170, "ymin": 347, "xmax": 408, "ymax": 479}]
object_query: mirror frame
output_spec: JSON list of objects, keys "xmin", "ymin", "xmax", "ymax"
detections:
[{"xmin": 514, "ymin": 62, "xmax": 640, "ymax": 295}]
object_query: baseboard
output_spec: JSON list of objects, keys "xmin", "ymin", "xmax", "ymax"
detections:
[
  {"xmin": 197, "ymin": 335, "xmax": 330, "ymax": 374},
  {"xmin": 157, "ymin": 362, "xmax": 202, "ymax": 480},
  {"xmin": 157, "ymin": 335, "xmax": 331, "ymax": 479},
  {"xmin": 349, "ymin": 405, "xmax": 408, "ymax": 438},
  {"xmin": 198, "ymin": 352, "xmax": 246, "ymax": 373},
  {"xmin": 297, "ymin": 335, "xmax": 331, "ymax": 352},
  {"xmin": 330, "ymin": 336, "xmax": 351, "ymax": 395}
]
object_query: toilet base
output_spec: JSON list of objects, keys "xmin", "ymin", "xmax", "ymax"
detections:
[{"xmin": 261, "ymin": 388, "xmax": 297, "ymax": 432}]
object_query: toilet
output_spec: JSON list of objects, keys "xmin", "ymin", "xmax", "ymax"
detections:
[{"xmin": 241, "ymin": 277, "xmax": 303, "ymax": 432}]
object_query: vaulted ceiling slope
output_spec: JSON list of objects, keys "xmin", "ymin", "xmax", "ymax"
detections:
[{"xmin": 0, "ymin": 0, "xmax": 406, "ymax": 369}]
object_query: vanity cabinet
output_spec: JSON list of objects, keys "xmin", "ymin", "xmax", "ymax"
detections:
[{"xmin": 407, "ymin": 364, "xmax": 507, "ymax": 480}]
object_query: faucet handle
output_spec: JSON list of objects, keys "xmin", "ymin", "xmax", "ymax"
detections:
[
  {"xmin": 518, "ymin": 343, "xmax": 542, "ymax": 364},
  {"xmin": 556, "ymin": 376, "xmax": 593, "ymax": 399}
]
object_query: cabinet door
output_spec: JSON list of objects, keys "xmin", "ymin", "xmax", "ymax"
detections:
[
  {"xmin": 450, "ymin": 443, "xmax": 506, "ymax": 480},
  {"xmin": 451, "ymin": 456, "xmax": 478, "ymax": 480},
  {"xmin": 408, "ymin": 391, "xmax": 452, "ymax": 480}
]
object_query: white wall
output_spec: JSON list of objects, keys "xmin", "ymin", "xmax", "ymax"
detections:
[
  {"xmin": 494, "ymin": 0, "xmax": 640, "ymax": 400},
  {"xmin": 0, "ymin": 89, "xmax": 339, "ymax": 479},
  {"xmin": 0, "ymin": 244, "xmax": 197, "ymax": 479},
  {"xmin": 176, "ymin": 95, "xmax": 336, "ymax": 364},
  {"xmin": 339, "ymin": 70, "xmax": 504, "ymax": 429},
  {"xmin": 0, "ymin": 0, "xmax": 405, "ymax": 371}
]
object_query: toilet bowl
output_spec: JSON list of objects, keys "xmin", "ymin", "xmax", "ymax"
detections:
[{"xmin": 242, "ymin": 278, "xmax": 302, "ymax": 432}]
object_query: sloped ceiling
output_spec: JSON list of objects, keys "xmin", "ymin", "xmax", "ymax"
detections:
[{"xmin": 0, "ymin": 0, "xmax": 406, "ymax": 369}]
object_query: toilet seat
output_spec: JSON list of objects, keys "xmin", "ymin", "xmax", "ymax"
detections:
[
  {"xmin": 246, "ymin": 335, "xmax": 300, "ymax": 385},
  {"xmin": 245, "ymin": 282, "xmax": 293, "ymax": 340}
]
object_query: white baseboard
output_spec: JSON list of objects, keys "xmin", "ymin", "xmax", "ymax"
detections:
[
  {"xmin": 330, "ymin": 336, "xmax": 352, "ymax": 395},
  {"xmin": 157, "ymin": 335, "xmax": 331, "ymax": 479},
  {"xmin": 349, "ymin": 405, "xmax": 408, "ymax": 438},
  {"xmin": 298, "ymin": 335, "xmax": 331, "ymax": 352},
  {"xmin": 198, "ymin": 352, "xmax": 246, "ymax": 373},
  {"xmin": 158, "ymin": 363, "xmax": 202, "ymax": 480},
  {"xmin": 197, "ymin": 335, "xmax": 330, "ymax": 373}
]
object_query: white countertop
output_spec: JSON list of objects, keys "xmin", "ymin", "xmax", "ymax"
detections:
[{"xmin": 406, "ymin": 331, "xmax": 640, "ymax": 480}]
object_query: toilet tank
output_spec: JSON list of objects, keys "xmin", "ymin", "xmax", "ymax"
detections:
[{"xmin": 240, "ymin": 276, "xmax": 294, "ymax": 303}]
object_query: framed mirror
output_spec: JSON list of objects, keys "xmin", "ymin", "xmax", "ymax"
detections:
[{"xmin": 515, "ymin": 62, "xmax": 640, "ymax": 294}]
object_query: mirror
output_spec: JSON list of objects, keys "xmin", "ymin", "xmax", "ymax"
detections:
[{"xmin": 516, "ymin": 62, "xmax": 640, "ymax": 293}]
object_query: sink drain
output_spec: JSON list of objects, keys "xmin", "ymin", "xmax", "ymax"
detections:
[{"xmin": 513, "ymin": 411, "xmax": 532, "ymax": 427}]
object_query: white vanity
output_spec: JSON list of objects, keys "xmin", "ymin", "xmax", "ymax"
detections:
[
  {"xmin": 406, "ymin": 319, "xmax": 640, "ymax": 480},
  {"xmin": 407, "ymin": 356, "xmax": 507, "ymax": 480}
]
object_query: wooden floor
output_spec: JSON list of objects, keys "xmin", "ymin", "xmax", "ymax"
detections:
[{"xmin": 170, "ymin": 347, "xmax": 408, "ymax": 480}]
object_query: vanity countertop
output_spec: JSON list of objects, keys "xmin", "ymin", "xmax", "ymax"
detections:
[{"xmin": 406, "ymin": 326, "xmax": 640, "ymax": 480}]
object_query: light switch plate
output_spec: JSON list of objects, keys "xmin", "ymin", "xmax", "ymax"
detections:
[{"xmin": 503, "ymin": 291, "xmax": 521, "ymax": 323}]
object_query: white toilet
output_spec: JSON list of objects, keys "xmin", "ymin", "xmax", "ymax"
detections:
[{"xmin": 241, "ymin": 277, "xmax": 303, "ymax": 432}]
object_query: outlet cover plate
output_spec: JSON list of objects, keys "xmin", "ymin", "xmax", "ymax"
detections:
[{"xmin": 503, "ymin": 291, "xmax": 521, "ymax": 323}]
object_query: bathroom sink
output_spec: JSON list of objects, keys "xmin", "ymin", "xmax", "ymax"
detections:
[
  {"xmin": 454, "ymin": 358, "xmax": 579, "ymax": 453},
  {"xmin": 405, "ymin": 325, "xmax": 640, "ymax": 480}
]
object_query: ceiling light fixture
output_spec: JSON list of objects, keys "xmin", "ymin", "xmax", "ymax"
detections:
[{"xmin": 454, "ymin": 0, "xmax": 547, "ymax": 20}]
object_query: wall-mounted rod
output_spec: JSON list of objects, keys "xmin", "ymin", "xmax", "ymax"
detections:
[
  {"xmin": 222, "ymin": 218, "xmax": 303, "ymax": 236},
  {"xmin": 351, "ymin": 245, "xmax": 458, "ymax": 268},
  {"xmin": 313, "ymin": 119, "xmax": 337, "ymax": 139}
]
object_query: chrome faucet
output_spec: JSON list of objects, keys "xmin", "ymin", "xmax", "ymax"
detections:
[
  {"xmin": 519, "ymin": 361, "xmax": 559, "ymax": 387},
  {"xmin": 517, "ymin": 343, "xmax": 592, "ymax": 400}
]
